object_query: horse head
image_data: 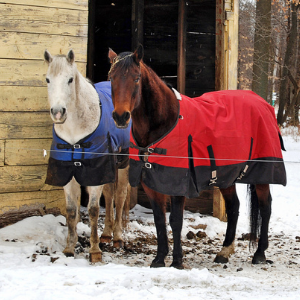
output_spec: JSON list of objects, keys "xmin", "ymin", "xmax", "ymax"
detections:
[
  {"xmin": 44, "ymin": 50, "xmax": 77, "ymax": 124},
  {"xmin": 108, "ymin": 45, "xmax": 144, "ymax": 129}
]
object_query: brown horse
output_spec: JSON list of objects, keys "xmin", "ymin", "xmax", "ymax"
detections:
[{"xmin": 108, "ymin": 45, "xmax": 286, "ymax": 269}]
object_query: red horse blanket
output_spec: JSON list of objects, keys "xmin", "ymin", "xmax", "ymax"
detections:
[{"xmin": 129, "ymin": 90, "xmax": 286, "ymax": 198}]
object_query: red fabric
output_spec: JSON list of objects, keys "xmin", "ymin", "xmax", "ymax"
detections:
[{"xmin": 130, "ymin": 90, "xmax": 283, "ymax": 168}]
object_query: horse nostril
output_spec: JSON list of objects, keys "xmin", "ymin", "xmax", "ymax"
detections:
[
  {"xmin": 62, "ymin": 108, "xmax": 66, "ymax": 115},
  {"xmin": 124, "ymin": 111, "xmax": 130, "ymax": 122},
  {"xmin": 112, "ymin": 111, "xmax": 131, "ymax": 127}
]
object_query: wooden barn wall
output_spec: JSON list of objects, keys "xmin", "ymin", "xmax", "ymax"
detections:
[{"xmin": 0, "ymin": 0, "xmax": 88, "ymax": 217}]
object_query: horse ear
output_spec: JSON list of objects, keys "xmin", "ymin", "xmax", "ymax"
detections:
[
  {"xmin": 44, "ymin": 50, "xmax": 52, "ymax": 64},
  {"xmin": 67, "ymin": 50, "xmax": 75, "ymax": 64},
  {"xmin": 133, "ymin": 44, "xmax": 144, "ymax": 64},
  {"xmin": 108, "ymin": 48, "xmax": 117, "ymax": 64}
]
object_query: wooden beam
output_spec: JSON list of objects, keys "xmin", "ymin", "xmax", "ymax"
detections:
[
  {"xmin": 177, "ymin": 0, "xmax": 186, "ymax": 94},
  {"xmin": 132, "ymin": 0, "xmax": 144, "ymax": 50}
]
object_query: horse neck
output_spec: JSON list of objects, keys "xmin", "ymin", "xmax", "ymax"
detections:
[
  {"xmin": 54, "ymin": 71, "xmax": 100, "ymax": 145},
  {"xmin": 132, "ymin": 63, "xmax": 179, "ymax": 147}
]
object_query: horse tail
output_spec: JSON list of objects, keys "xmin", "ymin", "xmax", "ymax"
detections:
[
  {"xmin": 248, "ymin": 184, "xmax": 261, "ymax": 247},
  {"xmin": 122, "ymin": 184, "xmax": 131, "ymax": 228}
]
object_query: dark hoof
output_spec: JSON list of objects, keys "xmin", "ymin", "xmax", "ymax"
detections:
[
  {"xmin": 214, "ymin": 255, "xmax": 229, "ymax": 264},
  {"xmin": 63, "ymin": 252, "xmax": 74, "ymax": 258},
  {"xmin": 170, "ymin": 262, "xmax": 184, "ymax": 269},
  {"xmin": 150, "ymin": 256, "xmax": 165, "ymax": 268},
  {"xmin": 252, "ymin": 252, "xmax": 266, "ymax": 264},
  {"xmin": 113, "ymin": 240, "xmax": 124, "ymax": 249},
  {"xmin": 100, "ymin": 236, "xmax": 112, "ymax": 244},
  {"xmin": 150, "ymin": 261, "xmax": 165, "ymax": 268}
]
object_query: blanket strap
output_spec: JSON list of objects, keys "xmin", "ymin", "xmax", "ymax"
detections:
[
  {"xmin": 237, "ymin": 137, "xmax": 253, "ymax": 181},
  {"xmin": 207, "ymin": 145, "xmax": 217, "ymax": 185},
  {"xmin": 57, "ymin": 142, "xmax": 93, "ymax": 149},
  {"xmin": 130, "ymin": 142, "xmax": 167, "ymax": 155}
]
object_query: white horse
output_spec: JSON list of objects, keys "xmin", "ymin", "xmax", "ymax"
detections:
[{"xmin": 44, "ymin": 50, "xmax": 131, "ymax": 262}]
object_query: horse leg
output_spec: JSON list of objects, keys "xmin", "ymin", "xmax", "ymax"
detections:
[
  {"xmin": 112, "ymin": 166, "xmax": 130, "ymax": 248},
  {"xmin": 252, "ymin": 184, "xmax": 271, "ymax": 264},
  {"xmin": 169, "ymin": 196, "xmax": 185, "ymax": 269},
  {"xmin": 214, "ymin": 185, "xmax": 240, "ymax": 263},
  {"xmin": 87, "ymin": 185, "xmax": 104, "ymax": 262},
  {"xmin": 101, "ymin": 183, "xmax": 115, "ymax": 244},
  {"xmin": 63, "ymin": 178, "xmax": 81, "ymax": 257},
  {"xmin": 142, "ymin": 182, "xmax": 169, "ymax": 268}
]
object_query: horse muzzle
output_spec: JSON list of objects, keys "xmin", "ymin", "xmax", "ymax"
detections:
[
  {"xmin": 112, "ymin": 111, "xmax": 131, "ymax": 129},
  {"xmin": 50, "ymin": 107, "xmax": 67, "ymax": 124}
]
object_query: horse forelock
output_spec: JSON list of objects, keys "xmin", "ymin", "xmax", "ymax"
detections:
[
  {"xmin": 48, "ymin": 55, "xmax": 76, "ymax": 77},
  {"xmin": 109, "ymin": 52, "xmax": 138, "ymax": 77}
]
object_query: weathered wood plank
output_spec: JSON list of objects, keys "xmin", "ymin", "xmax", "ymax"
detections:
[
  {"xmin": 0, "ymin": 189, "xmax": 65, "ymax": 216},
  {"xmin": 0, "ymin": 165, "xmax": 49, "ymax": 193},
  {"xmin": 0, "ymin": 140, "xmax": 4, "ymax": 166},
  {"xmin": 0, "ymin": 86, "xmax": 48, "ymax": 112},
  {"xmin": 4, "ymin": 0, "xmax": 88, "ymax": 10},
  {"xmin": 0, "ymin": 4, "xmax": 88, "ymax": 37},
  {"xmin": 0, "ymin": 59, "xmax": 86, "ymax": 87},
  {"xmin": 0, "ymin": 112, "xmax": 52, "ymax": 139},
  {"xmin": 5, "ymin": 139, "xmax": 52, "ymax": 166},
  {"xmin": 0, "ymin": 32, "xmax": 87, "ymax": 62}
]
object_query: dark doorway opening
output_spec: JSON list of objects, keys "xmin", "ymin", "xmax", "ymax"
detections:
[{"xmin": 87, "ymin": 0, "xmax": 215, "ymax": 97}]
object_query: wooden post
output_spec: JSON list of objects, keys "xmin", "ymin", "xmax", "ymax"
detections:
[
  {"xmin": 177, "ymin": 0, "xmax": 186, "ymax": 94},
  {"xmin": 132, "ymin": 0, "xmax": 144, "ymax": 50},
  {"xmin": 213, "ymin": 187, "xmax": 227, "ymax": 222}
]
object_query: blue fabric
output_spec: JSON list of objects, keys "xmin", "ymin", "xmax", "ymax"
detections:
[{"xmin": 50, "ymin": 81, "xmax": 130, "ymax": 161}]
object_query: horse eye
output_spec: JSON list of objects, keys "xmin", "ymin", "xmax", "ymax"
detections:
[
  {"xmin": 46, "ymin": 78, "xmax": 50, "ymax": 83},
  {"xmin": 68, "ymin": 77, "xmax": 73, "ymax": 84},
  {"xmin": 135, "ymin": 77, "xmax": 140, "ymax": 83}
]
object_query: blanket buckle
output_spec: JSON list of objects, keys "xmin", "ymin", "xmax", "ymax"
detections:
[
  {"xmin": 209, "ymin": 170, "xmax": 217, "ymax": 185},
  {"xmin": 74, "ymin": 162, "xmax": 82, "ymax": 167},
  {"xmin": 145, "ymin": 162, "xmax": 152, "ymax": 169},
  {"xmin": 73, "ymin": 144, "xmax": 81, "ymax": 149}
]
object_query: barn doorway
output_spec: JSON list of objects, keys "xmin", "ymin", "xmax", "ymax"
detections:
[{"xmin": 87, "ymin": 0, "xmax": 216, "ymax": 97}]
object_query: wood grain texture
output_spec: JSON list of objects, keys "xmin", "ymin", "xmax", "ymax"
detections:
[
  {"xmin": 0, "ymin": 59, "xmax": 86, "ymax": 87},
  {"xmin": 0, "ymin": 112, "xmax": 52, "ymax": 139},
  {"xmin": 0, "ymin": 189, "xmax": 65, "ymax": 215},
  {"xmin": 0, "ymin": 32, "xmax": 87, "ymax": 62},
  {"xmin": 1, "ymin": 3, "xmax": 88, "ymax": 36},
  {"xmin": 5, "ymin": 139, "xmax": 52, "ymax": 166},
  {"xmin": 0, "ymin": 140, "xmax": 4, "ymax": 167},
  {"xmin": 4, "ymin": 0, "xmax": 88, "ymax": 10},
  {"xmin": 0, "ymin": 86, "xmax": 48, "ymax": 112},
  {"xmin": 0, "ymin": 165, "xmax": 50, "ymax": 193}
]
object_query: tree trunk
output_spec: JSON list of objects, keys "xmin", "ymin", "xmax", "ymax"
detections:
[
  {"xmin": 277, "ymin": 1, "xmax": 299, "ymax": 126},
  {"xmin": 252, "ymin": 0, "xmax": 271, "ymax": 101}
]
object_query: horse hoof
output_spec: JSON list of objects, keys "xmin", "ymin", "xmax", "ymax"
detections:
[
  {"xmin": 252, "ymin": 253, "xmax": 266, "ymax": 264},
  {"xmin": 89, "ymin": 252, "xmax": 102, "ymax": 263},
  {"xmin": 113, "ymin": 240, "xmax": 123, "ymax": 249},
  {"xmin": 100, "ymin": 236, "xmax": 112, "ymax": 244},
  {"xmin": 214, "ymin": 255, "xmax": 229, "ymax": 264},
  {"xmin": 63, "ymin": 249, "xmax": 75, "ymax": 257},
  {"xmin": 170, "ymin": 262, "xmax": 184, "ymax": 270},
  {"xmin": 150, "ymin": 261, "xmax": 165, "ymax": 268}
]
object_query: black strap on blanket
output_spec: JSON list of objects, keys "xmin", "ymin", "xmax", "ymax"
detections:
[
  {"xmin": 237, "ymin": 137, "xmax": 254, "ymax": 181},
  {"xmin": 57, "ymin": 142, "xmax": 93, "ymax": 149},
  {"xmin": 130, "ymin": 142, "xmax": 167, "ymax": 155},
  {"xmin": 207, "ymin": 145, "xmax": 217, "ymax": 185}
]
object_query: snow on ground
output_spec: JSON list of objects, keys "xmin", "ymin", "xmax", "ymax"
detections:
[{"xmin": 0, "ymin": 128, "xmax": 299, "ymax": 299}]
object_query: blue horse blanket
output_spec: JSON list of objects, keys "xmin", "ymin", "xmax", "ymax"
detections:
[{"xmin": 45, "ymin": 81, "xmax": 130, "ymax": 187}]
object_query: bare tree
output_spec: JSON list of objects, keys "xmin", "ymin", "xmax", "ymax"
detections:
[
  {"xmin": 277, "ymin": 0, "xmax": 300, "ymax": 126},
  {"xmin": 252, "ymin": 0, "xmax": 272, "ymax": 101}
]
